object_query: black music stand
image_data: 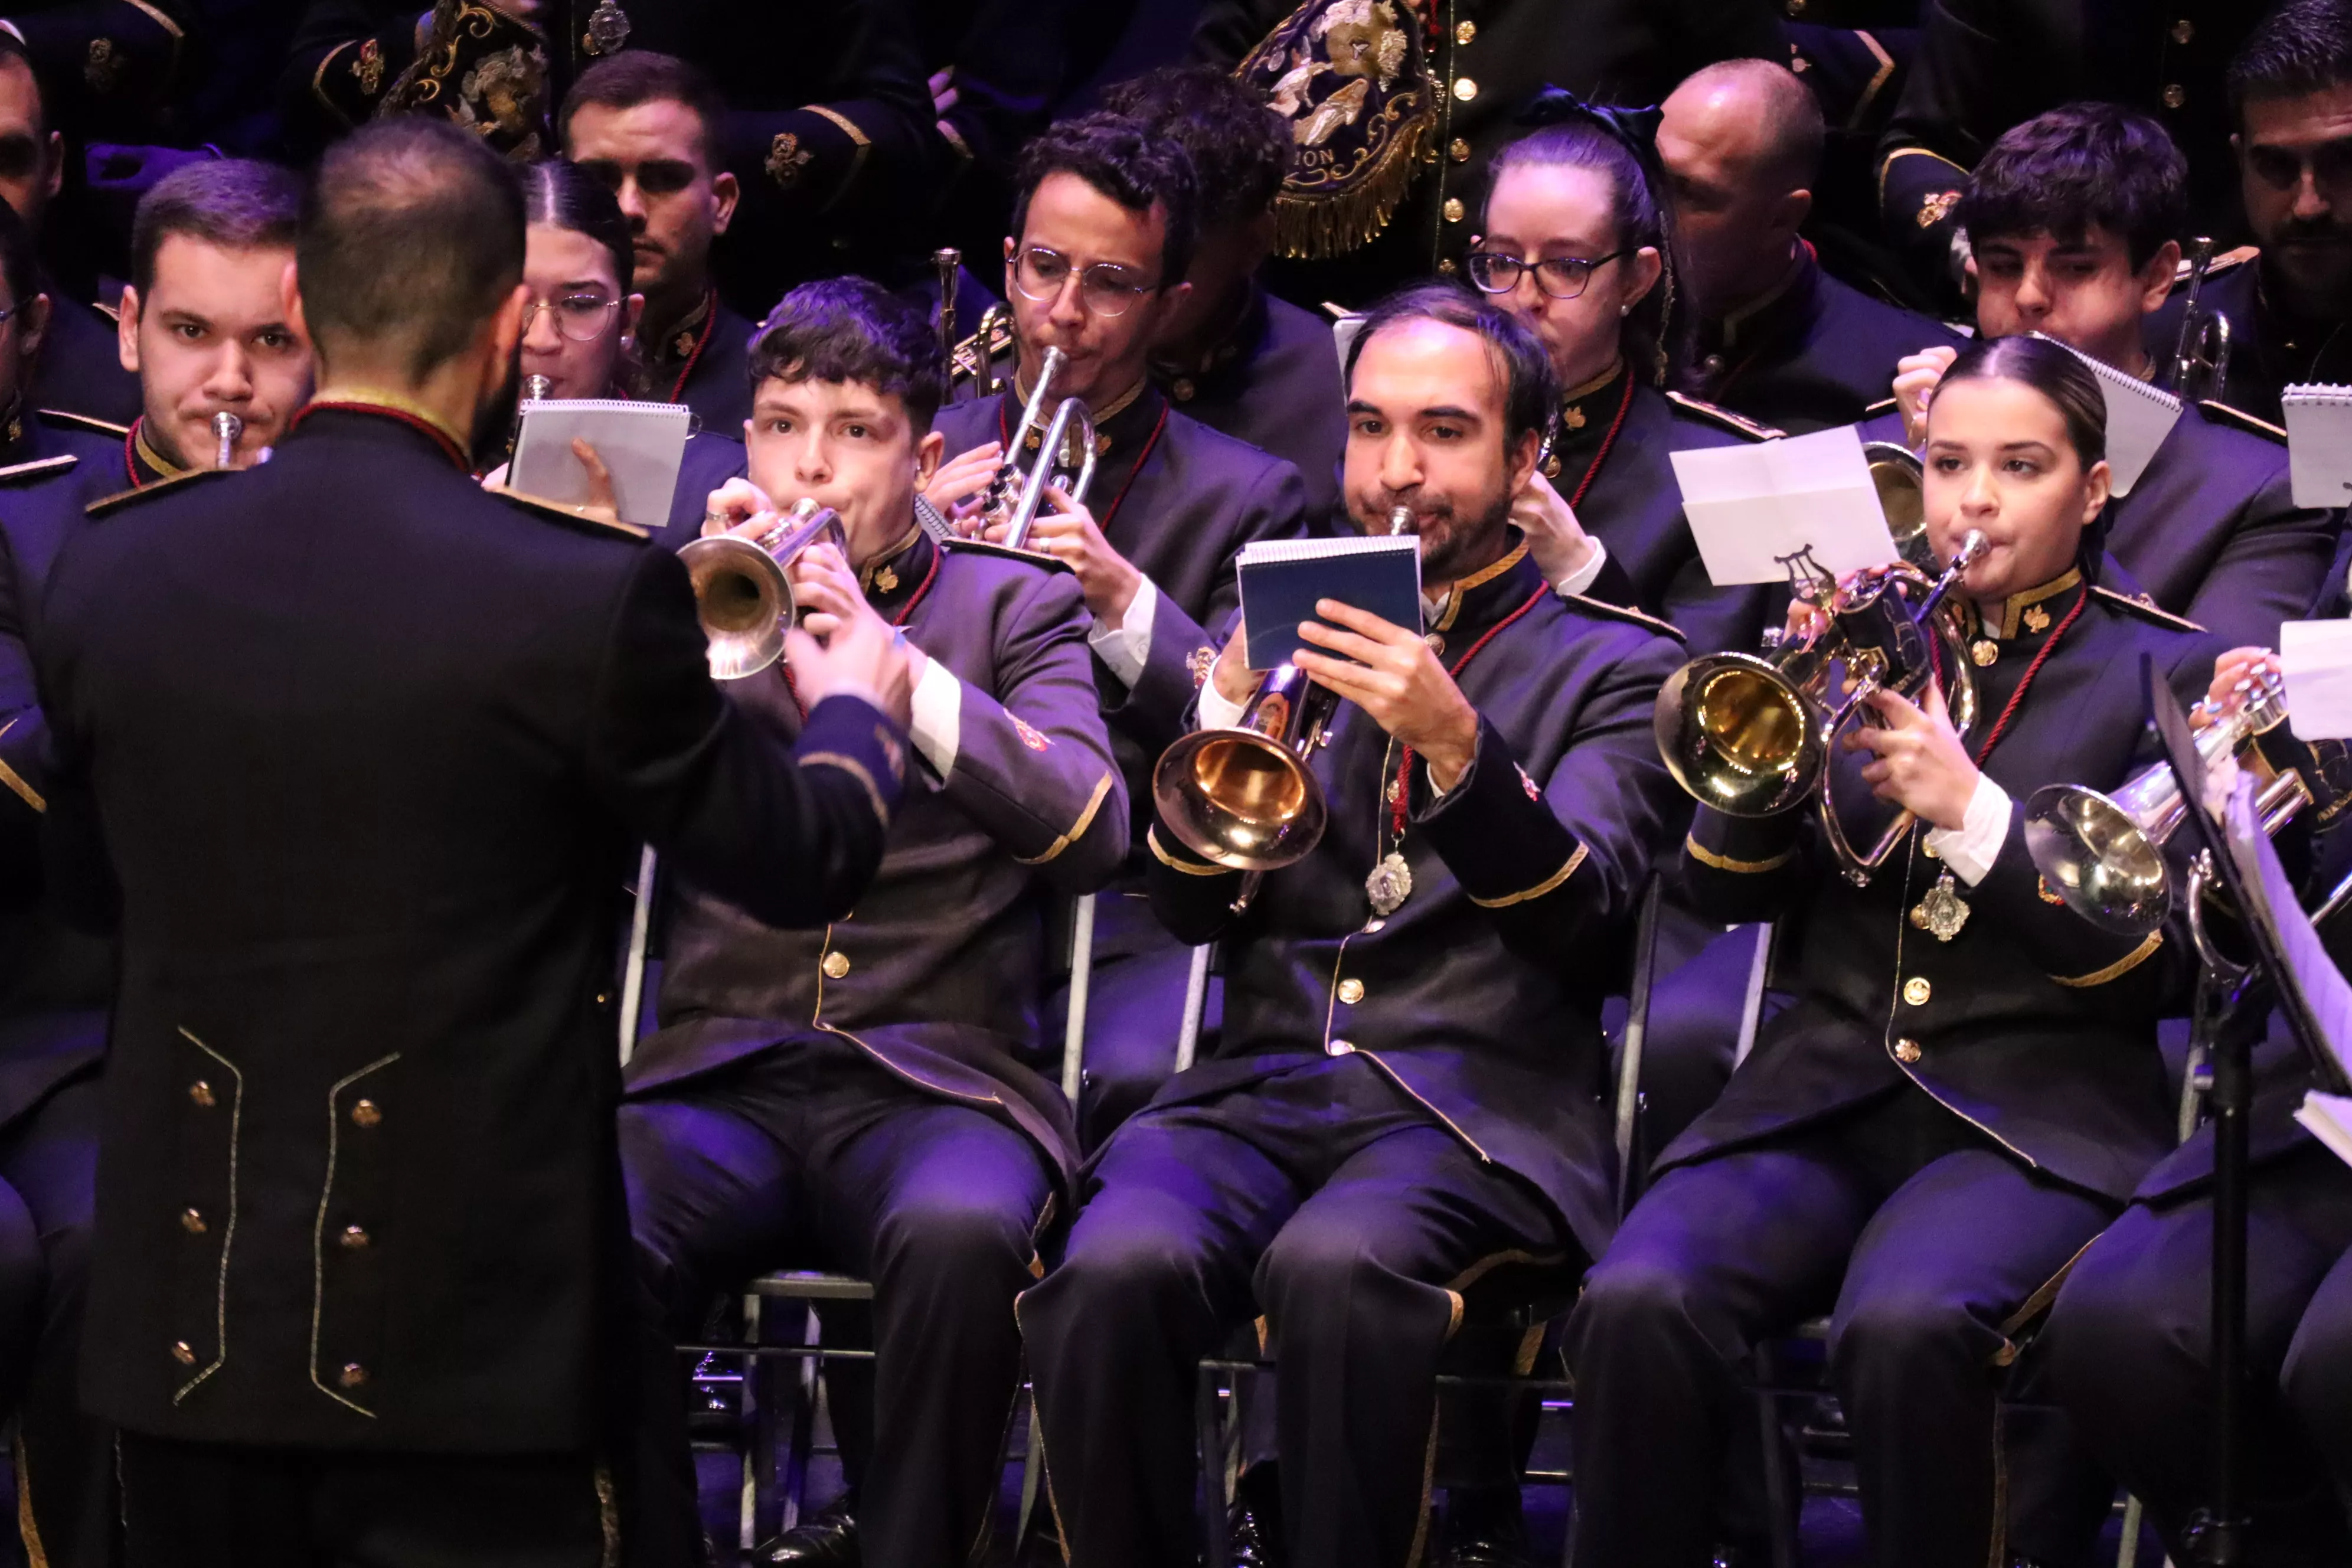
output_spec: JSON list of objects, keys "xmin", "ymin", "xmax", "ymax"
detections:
[{"xmin": 2139, "ymin": 655, "xmax": 2352, "ymax": 1566}]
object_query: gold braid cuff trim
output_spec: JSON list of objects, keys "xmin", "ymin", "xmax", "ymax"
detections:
[
  {"xmin": 1013, "ymin": 770, "xmax": 1114, "ymax": 865},
  {"xmin": 1148, "ymin": 825, "xmax": 1226, "ymax": 876},
  {"xmin": 1877, "ymin": 143, "xmax": 1967, "ymax": 207},
  {"xmin": 799, "ymin": 750, "xmax": 889, "ymax": 825},
  {"xmin": 1684, "ymin": 833, "xmax": 1791, "ymax": 875},
  {"xmin": 1469, "ymin": 843, "xmax": 1586, "ymax": 907},
  {"xmin": 805, "ymin": 106, "xmax": 871, "ymax": 210},
  {"xmin": 0, "ymin": 718, "xmax": 43, "ymax": 813},
  {"xmin": 311, "ymin": 40, "xmax": 364, "ymax": 123},
  {"xmin": 2050, "ymin": 931, "xmax": 2164, "ymax": 989}
]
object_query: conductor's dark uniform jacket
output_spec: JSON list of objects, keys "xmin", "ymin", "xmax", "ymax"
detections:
[{"xmin": 32, "ymin": 399, "xmax": 906, "ymax": 1451}]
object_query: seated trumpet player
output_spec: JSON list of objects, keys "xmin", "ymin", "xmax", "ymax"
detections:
[
  {"xmin": 617, "ymin": 277, "xmax": 1126, "ymax": 1568},
  {"xmin": 1020, "ymin": 280, "xmax": 1691, "ymax": 1568},
  {"xmin": 1567, "ymin": 334, "xmax": 2225, "ymax": 1568},
  {"xmin": 2042, "ymin": 646, "xmax": 2352, "ymax": 1565}
]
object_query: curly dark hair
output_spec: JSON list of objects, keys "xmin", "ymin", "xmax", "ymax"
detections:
[
  {"xmin": 1010, "ymin": 111, "xmax": 1199, "ymax": 288},
  {"xmin": 1099, "ymin": 65, "xmax": 1287, "ymax": 233},
  {"xmin": 1955, "ymin": 102, "xmax": 2187, "ymax": 272},
  {"xmin": 748, "ymin": 276, "xmax": 944, "ymax": 433}
]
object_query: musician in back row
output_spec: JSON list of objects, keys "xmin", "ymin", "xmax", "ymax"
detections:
[
  {"xmin": 927, "ymin": 111, "xmax": 1309, "ymax": 1145},
  {"xmin": 32, "ymin": 119, "xmax": 910, "ymax": 1563},
  {"xmin": 1021, "ymin": 281, "xmax": 1690, "ymax": 1568},
  {"xmin": 619, "ymin": 277, "xmax": 1125, "ymax": 1568},
  {"xmin": 1569, "ymin": 335, "xmax": 2223, "ymax": 1568}
]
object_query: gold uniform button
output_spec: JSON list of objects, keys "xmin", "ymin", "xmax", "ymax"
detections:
[
  {"xmin": 1894, "ymin": 1038, "xmax": 1923, "ymax": 1064},
  {"xmin": 1449, "ymin": 137, "xmax": 1471, "ymax": 163},
  {"xmin": 822, "ymin": 951, "xmax": 851, "ymax": 980},
  {"xmin": 1454, "ymin": 19, "xmax": 1476, "ymax": 43},
  {"xmin": 340, "ymin": 1225, "xmax": 371, "ymax": 1250},
  {"xmin": 1436, "ymin": 257, "xmax": 1458, "ymax": 276},
  {"xmin": 188, "ymin": 1080, "xmax": 215, "ymax": 1108},
  {"xmin": 1786, "ymin": 0, "xmax": 1805, "ymax": 12},
  {"xmin": 1172, "ymin": 377, "xmax": 1195, "ymax": 402},
  {"xmin": 179, "ymin": 1207, "xmax": 205, "ymax": 1235},
  {"xmin": 1442, "ymin": 197, "xmax": 1465, "ymax": 223},
  {"xmin": 1327, "ymin": 1038, "xmax": 1355, "ymax": 1056},
  {"xmin": 171, "ymin": 1341, "xmax": 196, "ymax": 1366},
  {"xmin": 2171, "ymin": 18, "xmax": 2193, "ymax": 43},
  {"xmin": 1424, "ymin": 632, "xmax": 1446, "ymax": 653},
  {"xmin": 1338, "ymin": 978, "xmax": 1365, "ymax": 1005},
  {"xmin": 1453, "ymin": 77, "xmax": 1478, "ymax": 102},
  {"xmin": 338, "ymin": 1363, "xmax": 368, "ymax": 1389},
  {"xmin": 1971, "ymin": 639, "xmax": 1998, "ymax": 667},
  {"xmin": 1903, "ymin": 976, "xmax": 1932, "ymax": 1007},
  {"xmin": 351, "ymin": 1099, "xmax": 381, "ymax": 1129},
  {"xmin": 2162, "ymin": 83, "xmax": 2186, "ymax": 109},
  {"xmin": 1921, "ymin": 839, "xmax": 1940, "ymax": 860}
]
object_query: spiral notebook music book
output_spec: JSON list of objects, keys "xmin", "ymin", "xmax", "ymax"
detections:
[
  {"xmin": 511, "ymin": 397, "xmax": 693, "ymax": 528},
  {"xmin": 2031, "ymin": 334, "xmax": 2180, "ymax": 496},
  {"xmin": 2282, "ymin": 384, "xmax": 2352, "ymax": 509},
  {"xmin": 1236, "ymin": 535, "xmax": 1423, "ymax": 670}
]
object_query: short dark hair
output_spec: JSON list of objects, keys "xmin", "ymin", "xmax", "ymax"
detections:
[
  {"xmin": 1955, "ymin": 102, "xmax": 2187, "ymax": 270},
  {"xmin": 749, "ymin": 276, "xmax": 944, "ymax": 434},
  {"xmin": 1097, "ymin": 66, "xmax": 1286, "ymax": 234},
  {"xmin": 1344, "ymin": 279, "xmax": 1558, "ymax": 452},
  {"xmin": 1486, "ymin": 115, "xmax": 1694, "ymax": 384},
  {"xmin": 130, "ymin": 159, "xmax": 302, "ymax": 297},
  {"xmin": 299, "ymin": 119, "xmax": 525, "ymax": 380},
  {"xmin": 559, "ymin": 52, "xmax": 727, "ymax": 171},
  {"xmin": 2229, "ymin": 0, "xmax": 2352, "ymax": 128},
  {"xmin": 1937, "ymin": 334, "xmax": 2107, "ymax": 468},
  {"xmin": 520, "ymin": 159, "xmax": 632, "ymax": 292},
  {"xmin": 0, "ymin": 197, "xmax": 35, "ymax": 310},
  {"xmin": 1011, "ymin": 112, "xmax": 1198, "ymax": 289}
]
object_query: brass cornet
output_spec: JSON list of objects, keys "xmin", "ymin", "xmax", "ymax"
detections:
[
  {"xmin": 679, "ymin": 497, "xmax": 848, "ymax": 680},
  {"xmin": 1652, "ymin": 528, "xmax": 1987, "ymax": 884},
  {"xmin": 2024, "ymin": 670, "xmax": 2317, "ymax": 935}
]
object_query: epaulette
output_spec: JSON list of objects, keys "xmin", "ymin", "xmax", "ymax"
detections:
[
  {"xmin": 1562, "ymin": 593, "xmax": 1686, "ymax": 642},
  {"xmin": 1863, "ymin": 394, "xmax": 1899, "ymax": 417},
  {"xmin": 942, "ymin": 537, "xmax": 1073, "ymax": 576},
  {"xmin": 2090, "ymin": 585, "xmax": 2204, "ymax": 633},
  {"xmin": 488, "ymin": 484, "xmax": 649, "ymax": 540},
  {"xmin": 2197, "ymin": 399, "xmax": 2287, "ymax": 443},
  {"xmin": 2171, "ymin": 244, "xmax": 2259, "ymax": 288},
  {"xmin": 946, "ymin": 313, "xmax": 1017, "ymax": 387},
  {"xmin": 38, "ymin": 409, "xmax": 129, "ymax": 438},
  {"xmin": 1665, "ymin": 391, "xmax": 1783, "ymax": 442},
  {"xmin": 85, "ymin": 466, "xmax": 227, "ymax": 517},
  {"xmin": 0, "ymin": 454, "xmax": 74, "ymax": 485}
]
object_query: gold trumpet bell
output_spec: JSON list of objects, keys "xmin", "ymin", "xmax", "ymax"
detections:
[
  {"xmin": 1652, "ymin": 652, "xmax": 1828, "ymax": 818},
  {"xmin": 1153, "ymin": 665, "xmax": 1336, "ymax": 873}
]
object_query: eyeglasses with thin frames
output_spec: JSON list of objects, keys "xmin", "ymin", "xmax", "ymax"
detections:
[
  {"xmin": 1465, "ymin": 249, "xmax": 1631, "ymax": 301},
  {"xmin": 1010, "ymin": 246, "xmax": 1161, "ymax": 318},
  {"xmin": 524, "ymin": 292, "xmax": 622, "ymax": 344}
]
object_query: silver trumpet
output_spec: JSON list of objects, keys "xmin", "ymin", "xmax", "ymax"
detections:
[
  {"xmin": 974, "ymin": 345, "xmax": 1097, "ymax": 551},
  {"xmin": 2024, "ymin": 669, "xmax": 2314, "ymax": 935},
  {"xmin": 212, "ymin": 411, "xmax": 243, "ymax": 470},
  {"xmin": 2170, "ymin": 237, "xmax": 2234, "ymax": 404},
  {"xmin": 678, "ymin": 497, "xmax": 848, "ymax": 680}
]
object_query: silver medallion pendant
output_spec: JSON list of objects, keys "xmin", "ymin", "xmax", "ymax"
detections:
[
  {"xmin": 1366, "ymin": 851, "xmax": 1413, "ymax": 917},
  {"xmin": 1910, "ymin": 869, "xmax": 1970, "ymax": 942},
  {"xmin": 584, "ymin": 0, "xmax": 631, "ymax": 54}
]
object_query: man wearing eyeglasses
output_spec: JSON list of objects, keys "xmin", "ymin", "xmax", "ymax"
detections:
[
  {"xmin": 1658, "ymin": 60, "xmax": 1964, "ymax": 435},
  {"xmin": 929, "ymin": 111, "xmax": 1312, "ymax": 1149},
  {"xmin": 2144, "ymin": 0, "xmax": 2352, "ymax": 427}
]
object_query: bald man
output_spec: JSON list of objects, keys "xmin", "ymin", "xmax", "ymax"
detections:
[{"xmin": 1660, "ymin": 57, "xmax": 1964, "ymax": 433}]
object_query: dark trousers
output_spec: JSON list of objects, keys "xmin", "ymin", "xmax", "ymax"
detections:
[
  {"xmin": 117, "ymin": 1432, "xmax": 611, "ymax": 1567},
  {"xmin": 2041, "ymin": 1141, "xmax": 2352, "ymax": 1566},
  {"xmin": 619, "ymin": 1037, "xmax": 1054, "ymax": 1568},
  {"xmin": 1046, "ymin": 938, "xmax": 1223, "ymax": 1154},
  {"xmin": 1567, "ymin": 1083, "xmax": 2118, "ymax": 1568},
  {"xmin": 1021, "ymin": 1054, "xmax": 1574, "ymax": 1568},
  {"xmin": 0, "ymin": 1072, "xmax": 104, "ymax": 1568}
]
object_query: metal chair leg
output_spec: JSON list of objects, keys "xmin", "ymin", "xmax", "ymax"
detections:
[
  {"xmin": 2116, "ymin": 1493, "xmax": 2144, "ymax": 1568},
  {"xmin": 779, "ymin": 1305, "xmax": 821, "ymax": 1534},
  {"xmin": 1198, "ymin": 1360, "xmax": 1234, "ymax": 1568},
  {"xmin": 1755, "ymin": 1345, "xmax": 1801, "ymax": 1568},
  {"xmin": 1015, "ymin": 1390, "xmax": 1047, "ymax": 1549}
]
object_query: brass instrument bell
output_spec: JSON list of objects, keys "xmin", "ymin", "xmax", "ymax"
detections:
[{"xmin": 679, "ymin": 498, "xmax": 848, "ymax": 680}]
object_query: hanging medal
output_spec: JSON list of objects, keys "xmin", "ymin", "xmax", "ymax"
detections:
[
  {"xmin": 1910, "ymin": 865, "xmax": 1969, "ymax": 940},
  {"xmin": 583, "ymin": 0, "xmax": 631, "ymax": 55}
]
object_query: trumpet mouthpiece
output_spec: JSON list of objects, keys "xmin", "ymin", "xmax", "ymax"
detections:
[
  {"xmin": 1388, "ymin": 505, "xmax": 1413, "ymax": 535},
  {"xmin": 523, "ymin": 374, "xmax": 551, "ymax": 403},
  {"xmin": 1954, "ymin": 530, "xmax": 1988, "ymax": 569},
  {"xmin": 212, "ymin": 411, "xmax": 243, "ymax": 468}
]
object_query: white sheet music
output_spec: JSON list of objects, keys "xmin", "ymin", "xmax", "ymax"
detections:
[
  {"xmin": 2282, "ymin": 385, "xmax": 2352, "ymax": 508},
  {"xmin": 511, "ymin": 397, "xmax": 692, "ymax": 528},
  {"xmin": 1673, "ymin": 424, "xmax": 1902, "ymax": 586},
  {"xmin": 2226, "ymin": 776, "xmax": 2352, "ymax": 1099},
  {"xmin": 2032, "ymin": 334, "xmax": 2181, "ymax": 496},
  {"xmin": 2282, "ymin": 619, "xmax": 2352, "ymax": 741}
]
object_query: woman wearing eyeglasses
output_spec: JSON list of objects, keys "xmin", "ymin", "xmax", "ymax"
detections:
[
  {"xmin": 488, "ymin": 160, "xmax": 747, "ymax": 543},
  {"xmin": 1474, "ymin": 107, "xmax": 1781, "ymax": 656}
]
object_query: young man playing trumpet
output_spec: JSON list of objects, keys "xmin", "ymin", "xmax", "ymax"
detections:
[
  {"xmin": 1019, "ymin": 280, "xmax": 1689, "ymax": 1568},
  {"xmin": 1568, "ymin": 335, "xmax": 2223, "ymax": 1568},
  {"xmin": 618, "ymin": 277, "xmax": 1125, "ymax": 1568}
]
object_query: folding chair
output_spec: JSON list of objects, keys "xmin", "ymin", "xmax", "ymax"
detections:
[{"xmin": 1190, "ymin": 876, "xmax": 1670, "ymax": 1568}]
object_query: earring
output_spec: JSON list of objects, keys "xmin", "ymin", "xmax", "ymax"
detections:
[{"xmin": 1619, "ymin": 305, "xmax": 1631, "ymax": 317}]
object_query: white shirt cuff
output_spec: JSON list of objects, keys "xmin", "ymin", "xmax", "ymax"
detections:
[
  {"xmin": 1925, "ymin": 772, "xmax": 2011, "ymax": 886},
  {"xmin": 1086, "ymin": 575, "xmax": 1157, "ymax": 689},
  {"xmin": 1197, "ymin": 667, "xmax": 1250, "ymax": 731},
  {"xmin": 1551, "ymin": 537, "xmax": 1609, "ymax": 598},
  {"xmin": 907, "ymin": 656, "xmax": 962, "ymax": 778}
]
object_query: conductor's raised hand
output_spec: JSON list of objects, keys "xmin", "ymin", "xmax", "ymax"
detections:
[
  {"xmin": 1848, "ymin": 681, "xmax": 1977, "ymax": 830},
  {"xmin": 1292, "ymin": 598, "xmax": 1480, "ymax": 789}
]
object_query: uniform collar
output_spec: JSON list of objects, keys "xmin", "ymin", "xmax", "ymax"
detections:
[
  {"xmin": 1961, "ymin": 566, "xmax": 2083, "ymax": 654},
  {"xmin": 295, "ymin": 387, "xmax": 476, "ymax": 471},
  {"xmin": 646, "ymin": 286, "xmax": 717, "ymax": 373},
  {"xmin": 1427, "ymin": 534, "xmax": 1537, "ymax": 635},
  {"xmin": 1002, "ymin": 371, "xmax": 1162, "ymax": 457},
  {"xmin": 1709, "ymin": 241, "xmax": 1814, "ymax": 352},
  {"xmin": 0, "ymin": 398, "xmax": 29, "ymax": 464},
  {"xmin": 128, "ymin": 416, "xmax": 188, "ymax": 488},
  {"xmin": 860, "ymin": 518, "xmax": 935, "ymax": 613}
]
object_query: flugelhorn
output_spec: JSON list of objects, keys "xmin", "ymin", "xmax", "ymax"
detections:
[
  {"xmin": 974, "ymin": 345, "xmax": 1097, "ymax": 550},
  {"xmin": 2024, "ymin": 669, "xmax": 2317, "ymax": 935},
  {"xmin": 2170, "ymin": 237, "xmax": 2234, "ymax": 404},
  {"xmin": 1652, "ymin": 528, "xmax": 1987, "ymax": 884},
  {"xmin": 212, "ymin": 411, "xmax": 243, "ymax": 470},
  {"xmin": 1152, "ymin": 506, "xmax": 1415, "ymax": 909},
  {"xmin": 679, "ymin": 497, "xmax": 847, "ymax": 680}
]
